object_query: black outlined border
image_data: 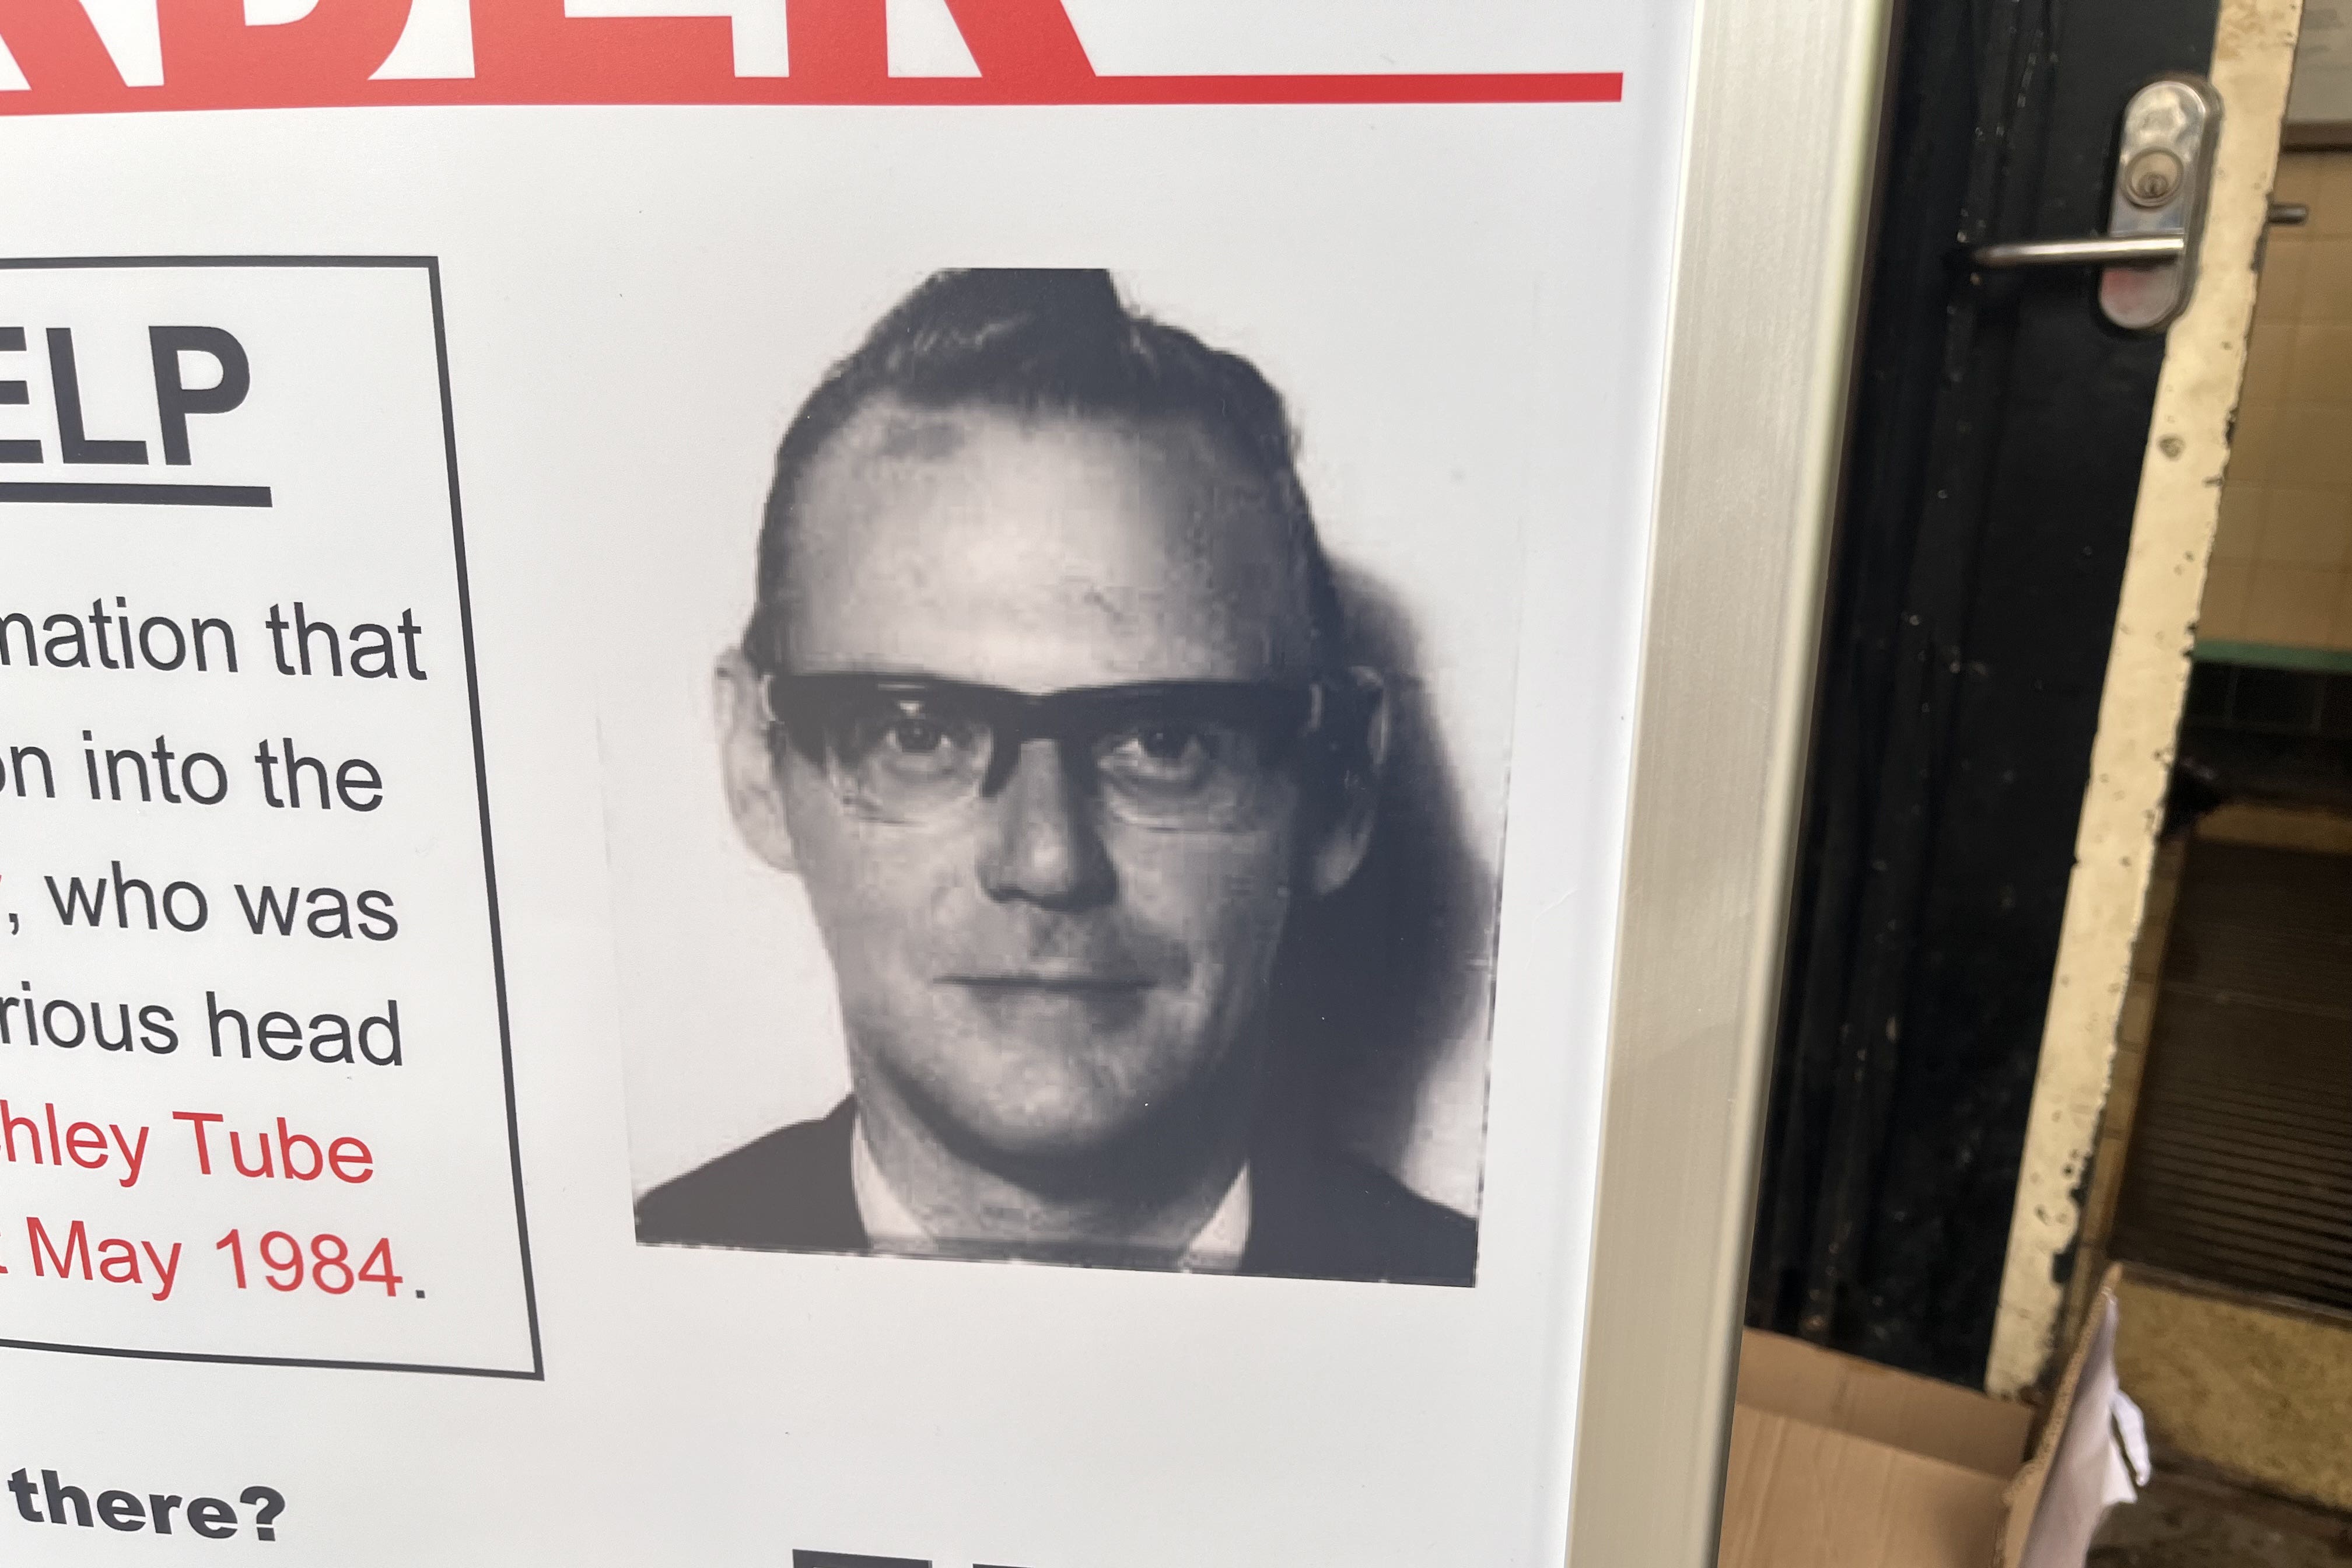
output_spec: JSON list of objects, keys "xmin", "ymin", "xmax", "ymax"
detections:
[{"xmin": 0, "ymin": 256, "xmax": 541, "ymax": 1380}]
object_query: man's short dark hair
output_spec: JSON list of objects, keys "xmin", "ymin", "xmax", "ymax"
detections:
[{"xmin": 743, "ymin": 268, "xmax": 1346, "ymax": 677}]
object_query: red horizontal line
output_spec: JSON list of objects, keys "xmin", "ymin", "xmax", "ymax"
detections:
[
  {"xmin": 870, "ymin": 72, "xmax": 1625, "ymax": 106},
  {"xmin": 0, "ymin": 72, "xmax": 1622, "ymax": 117}
]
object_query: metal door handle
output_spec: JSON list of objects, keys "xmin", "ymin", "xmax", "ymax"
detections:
[
  {"xmin": 1965, "ymin": 75, "xmax": 2218, "ymax": 330},
  {"xmin": 1972, "ymin": 233, "xmax": 2187, "ymax": 269}
]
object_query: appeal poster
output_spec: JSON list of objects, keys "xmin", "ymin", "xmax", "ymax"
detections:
[{"xmin": 1, "ymin": 5, "xmax": 1693, "ymax": 1563}]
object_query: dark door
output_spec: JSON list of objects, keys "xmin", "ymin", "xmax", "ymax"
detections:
[{"xmin": 1745, "ymin": 0, "xmax": 2228, "ymax": 1383}]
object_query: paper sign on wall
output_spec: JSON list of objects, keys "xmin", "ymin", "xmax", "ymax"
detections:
[{"xmin": 1, "ymin": 5, "xmax": 1693, "ymax": 1562}]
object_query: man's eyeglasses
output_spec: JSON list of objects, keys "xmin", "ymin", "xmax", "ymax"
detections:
[{"xmin": 760, "ymin": 671, "xmax": 1353, "ymax": 831}]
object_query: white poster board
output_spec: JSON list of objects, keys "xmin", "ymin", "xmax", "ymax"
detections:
[{"xmin": 0, "ymin": 5, "xmax": 1887, "ymax": 1564}]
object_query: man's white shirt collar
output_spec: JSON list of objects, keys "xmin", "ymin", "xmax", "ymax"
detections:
[{"xmin": 850, "ymin": 1116, "xmax": 1251, "ymax": 1273}]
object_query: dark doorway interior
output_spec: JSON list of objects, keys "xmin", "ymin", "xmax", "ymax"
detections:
[{"xmin": 1744, "ymin": 0, "xmax": 2223, "ymax": 1384}]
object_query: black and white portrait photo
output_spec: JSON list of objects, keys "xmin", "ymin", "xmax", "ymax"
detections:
[{"xmin": 614, "ymin": 265, "xmax": 1518, "ymax": 1287}]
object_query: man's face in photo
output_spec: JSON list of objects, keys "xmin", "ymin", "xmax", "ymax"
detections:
[{"xmin": 722, "ymin": 401, "xmax": 1368, "ymax": 1171}]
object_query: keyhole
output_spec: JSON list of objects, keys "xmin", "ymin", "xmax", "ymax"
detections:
[{"xmin": 2123, "ymin": 149, "xmax": 2184, "ymax": 208}]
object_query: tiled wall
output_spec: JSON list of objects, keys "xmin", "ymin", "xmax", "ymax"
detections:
[{"xmin": 2202, "ymin": 150, "xmax": 2352, "ymax": 650}]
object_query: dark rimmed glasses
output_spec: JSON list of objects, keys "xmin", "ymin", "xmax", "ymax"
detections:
[{"xmin": 761, "ymin": 671, "xmax": 1352, "ymax": 831}]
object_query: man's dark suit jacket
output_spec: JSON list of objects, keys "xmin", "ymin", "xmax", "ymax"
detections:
[{"xmin": 635, "ymin": 1100, "xmax": 1476, "ymax": 1286}]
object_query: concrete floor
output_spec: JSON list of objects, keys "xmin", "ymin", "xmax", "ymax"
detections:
[{"xmin": 2091, "ymin": 1472, "xmax": 2352, "ymax": 1567}]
